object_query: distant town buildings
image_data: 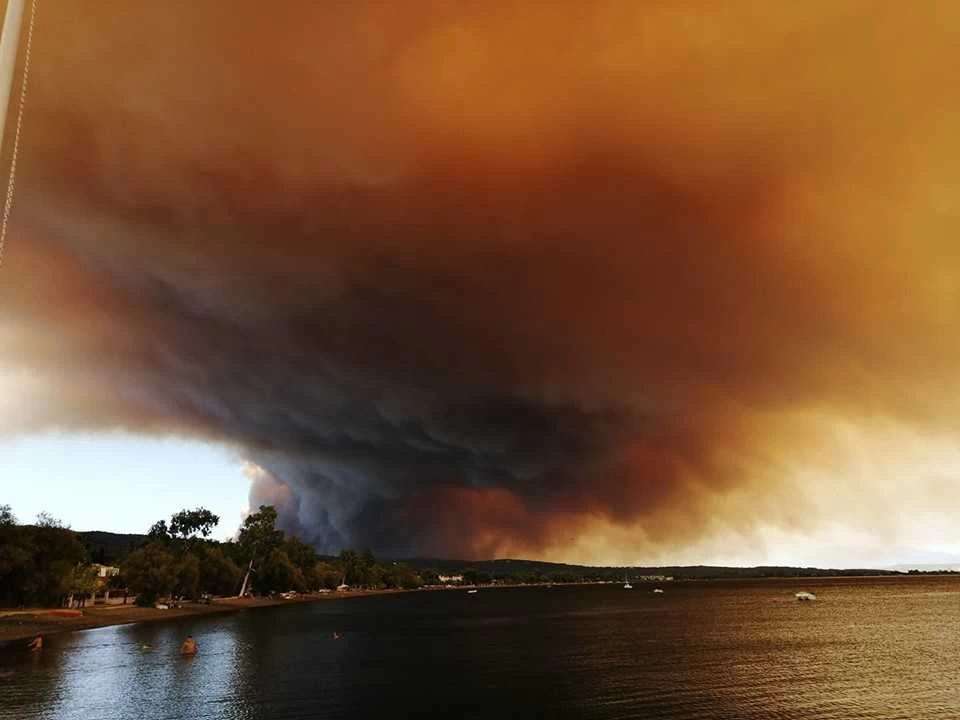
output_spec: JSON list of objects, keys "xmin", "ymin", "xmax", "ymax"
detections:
[{"xmin": 438, "ymin": 574, "xmax": 463, "ymax": 583}]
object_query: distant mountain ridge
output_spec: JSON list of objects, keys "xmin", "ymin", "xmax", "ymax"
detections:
[
  {"xmin": 76, "ymin": 530, "xmax": 941, "ymax": 577},
  {"xmin": 395, "ymin": 557, "xmax": 902, "ymax": 579},
  {"xmin": 77, "ymin": 530, "xmax": 148, "ymax": 565}
]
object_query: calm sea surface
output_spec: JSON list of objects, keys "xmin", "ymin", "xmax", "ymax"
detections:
[{"xmin": 2, "ymin": 577, "xmax": 958, "ymax": 720}]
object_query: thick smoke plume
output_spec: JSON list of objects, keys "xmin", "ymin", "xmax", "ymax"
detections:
[{"xmin": 2, "ymin": 2, "xmax": 960, "ymax": 559}]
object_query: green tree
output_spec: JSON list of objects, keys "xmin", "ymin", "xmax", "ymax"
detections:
[
  {"xmin": 24, "ymin": 515, "xmax": 87, "ymax": 606},
  {"xmin": 169, "ymin": 508, "xmax": 219, "ymax": 541},
  {"xmin": 462, "ymin": 569, "xmax": 491, "ymax": 586},
  {"xmin": 172, "ymin": 552, "xmax": 201, "ymax": 600},
  {"xmin": 283, "ymin": 537, "xmax": 319, "ymax": 589},
  {"xmin": 338, "ymin": 549, "xmax": 364, "ymax": 586},
  {"xmin": 382, "ymin": 563, "xmax": 422, "ymax": 590},
  {"xmin": 0, "ymin": 505, "xmax": 32, "ymax": 605},
  {"xmin": 121, "ymin": 543, "xmax": 176, "ymax": 606},
  {"xmin": 147, "ymin": 519, "xmax": 170, "ymax": 543},
  {"xmin": 237, "ymin": 505, "xmax": 284, "ymax": 596},
  {"xmin": 257, "ymin": 548, "xmax": 299, "ymax": 594},
  {"xmin": 68, "ymin": 564, "xmax": 100, "ymax": 606},
  {"xmin": 197, "ymin": 546, "xmax": 243, "ymax": 596},
  {"xmin": 314, "ymin": 561, "xmax": 342, "ymax": 590}
]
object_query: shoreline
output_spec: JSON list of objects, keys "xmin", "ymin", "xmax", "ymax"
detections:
[
  {"xmin": 0, "ymin": 588, "xmax": 418, "ymax": 645},
  {"xmin": 1, "ymin": 574, "xmax": 949, "ymax": 646}
]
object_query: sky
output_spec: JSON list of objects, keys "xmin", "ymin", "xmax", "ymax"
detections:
[
  {"xmin": 2, "ymin": 2, "xmax": 960, "ymax": 567},
  {"xmin": 0, "ymin": 433, "xmax": 249, "ymax": 540}
]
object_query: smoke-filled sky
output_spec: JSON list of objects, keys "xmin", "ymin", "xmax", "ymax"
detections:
[{"xmin": 2, "ymin": 1, "xmax": 960, "ymax": 565}]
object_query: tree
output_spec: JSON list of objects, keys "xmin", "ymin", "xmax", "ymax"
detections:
[
  {"xmin": 237, "ymin": 505, "xmax": 284, "ymax": 596},
  {"xmin": 283, "ymin": 537, "xmax": 319, "ymax": 589},
  {"xmin": 121, "ymin": 543, "xmax": 176, "ymax": 606},
  {"xmin": 24, "ymin": 515, "xmax": 87, "ymax": 606},
  {"xmin": 0, "ymin": 506, "xmax": 32, "ymax": 606},
  {"xmin": 147, "ymin": 520, "xmax": 170, "ymax": 542},
  {"xmin": 383, "ymin": 563, "xmax": 422, "ymax": 590},
  {"xmin": 0, "ymin": 508, "xmax": 87, "ymax": 606},
  {"xmin": 462, "ymin": 569, "xmax": 491, "ymax": 586},
  {"xmin": 68, "ymin": 565, "xmax": 100, "ymax": 606},
  {"xmin": 257, "ymin": 548, "xmax": 299, "ymax": 594},
  {"xmin": 35, "ymin": 511, "xmax": 65, "ymax": 528},
  {"xmin": 169, "ymin": 508, "xmax": 219, "ymax": 540},
  {"xmin": 197, "ymin": 546, "xmax": 242, "ymax": 596},
  {"xmin": 314, "ymin": 561, "xmax": 342, "ymax": 590},
  {"xmin": 172, "ymin": 552, "xmax": 200, "ymax": 600}
]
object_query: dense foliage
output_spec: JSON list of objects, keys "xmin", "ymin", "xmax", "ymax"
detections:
[
  {"xmin": 0, "ymin": 505, "xmax": 91, "ymax": 607},
  {"xmin": 4, "ymin": 502, "xmax": 941, "ymax": 610},
  {"xmin": 120, "ymin": 504, "xmax": 435, "ymax": 603}
]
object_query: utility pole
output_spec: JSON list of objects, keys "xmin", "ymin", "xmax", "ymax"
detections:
[
  {"xmin": 238, "ymin": 558, "xmax": 254, "ymax": 598},
  {"xmin": 0, "ymin": 0, "xmax": 27, "ymax": 148}
]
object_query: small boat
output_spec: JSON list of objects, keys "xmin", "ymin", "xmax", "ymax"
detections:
[
  {"xmin": 653, "ymin": 588, "xmax": 664, "ymax": 594},
  {"xmin": 623, "ymin": 571, "xmax": 632, "ymax": 590},
  {"xmin": 467, "ymin": 589, "xmax": 478, "ymax": 594},
  {"xmin": 795, "ymin": 591, "xmax": 817, "ymax": 602}
]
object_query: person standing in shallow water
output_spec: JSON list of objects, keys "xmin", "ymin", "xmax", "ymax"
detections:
[{"xmin": 180, "ymin": 636, "xmax": 197, "ymax": 655}]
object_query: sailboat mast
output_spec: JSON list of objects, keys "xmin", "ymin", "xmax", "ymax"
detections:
[{"xmin": 0, "ymin": 0, "xmax": 27, "ymax": 150}]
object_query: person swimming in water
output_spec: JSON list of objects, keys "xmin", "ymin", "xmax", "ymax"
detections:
[
  {"xmin": 27, "ymin": 634, "xmax": 42, "ymax": 651},
  {"xmin": 180, "ymin": 636, "xmax": 197, "ymax": 655}
]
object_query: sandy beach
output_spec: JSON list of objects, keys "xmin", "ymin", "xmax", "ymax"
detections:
[{"xmin": 0, "ymin": 589, "xmax": 416, "ymax": 645}]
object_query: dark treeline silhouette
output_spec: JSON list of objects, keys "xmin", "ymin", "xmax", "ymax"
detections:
[
  {"xmin": 0, "ymin": 503, "xmax": 433, "ymax": 608},
  {"xmin": 116, "ymin": 505, "xmax": 430, "ymax": 605},
  {"xmin": 4, "ymin": 502, "xmax": 951, "ymax": 609},
  {"xmin": 0, "ymin": 505, "xmax": 96, "ymax": 607},
  {"xmin": 400, "ymin": 558, "xmax": 910, "ymax": 582}
]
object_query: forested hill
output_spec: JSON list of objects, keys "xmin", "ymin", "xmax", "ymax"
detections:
[
  {"xmin": 75, "ymin": 530, "xmax": 901, "ymax": 579},
  {"xmin": 77, "ymin": 531, "xmax": 148, "ymax": 565},
  {"xmin": 397, "ymin": 557, "xmax": 901, "ymax": 580}
]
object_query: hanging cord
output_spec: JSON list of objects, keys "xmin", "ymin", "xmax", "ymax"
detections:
[{"xmin": 0, "ymin": 0, "xmax": 38, "ymax": 271}]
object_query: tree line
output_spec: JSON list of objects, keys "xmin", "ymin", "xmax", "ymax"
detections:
[
  {"xmin": 0, "ymin": 503, "xmax": 438, "ymax": 608},
  {"xmin": 6, "ymin": 501, "xmax": 922, "ymax": 609},
  {"xmin": 1, "ymin": 501, "xmax": 600, "ymax": 609},
  {"xmin": 0, "ymin": 505, "xmax": 99, "ymax": 607},
  {"xmin": 124, "ymin": 504, "xmax": 434, "ymax": 605}
]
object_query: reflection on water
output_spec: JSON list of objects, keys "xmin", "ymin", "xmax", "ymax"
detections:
[{"xmin": 1, "ymin": 577, "xmax": 958, "ymax": 719}]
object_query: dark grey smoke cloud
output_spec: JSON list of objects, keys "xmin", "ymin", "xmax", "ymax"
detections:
[{"xmin": 3, "ymin": 2, "xmax": 960, "ymax": 559}]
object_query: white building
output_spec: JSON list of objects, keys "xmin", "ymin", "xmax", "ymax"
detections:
[{"xmin": 92, "ymin": 564, "xmax": 120, "ymax": 578}]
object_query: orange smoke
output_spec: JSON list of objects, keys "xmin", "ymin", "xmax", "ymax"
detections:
[{"xmin": 1, "ymin": 2, "xmax": 960, "ymax": 559}]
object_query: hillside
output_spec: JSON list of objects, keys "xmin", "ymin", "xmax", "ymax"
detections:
[
  {"xmin": 396, "ymin": 557, "xmax": 900, "ymax": 580},
  {"xmin": 72, "ymin": 531, "xmax": 905, "ymax": 579},
  {"xmin": 77, "ymin": 530, "xmax": 148, "ymax": 565}
]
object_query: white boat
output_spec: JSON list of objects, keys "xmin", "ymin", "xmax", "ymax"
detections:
[
  {"xmin": 653, "ymin": 588, "xmax": 664, "ymax": 594},
  {"xmin": 467, "ymin": 589, "xmax": 478, "ymax": 594},
  {"xmin": 623, "ymin": 571, "xmax": 632, "ymax": 590},
  {"xmin": 795, "ymin": 591, "xmax": 817, "ymax": 601}
]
